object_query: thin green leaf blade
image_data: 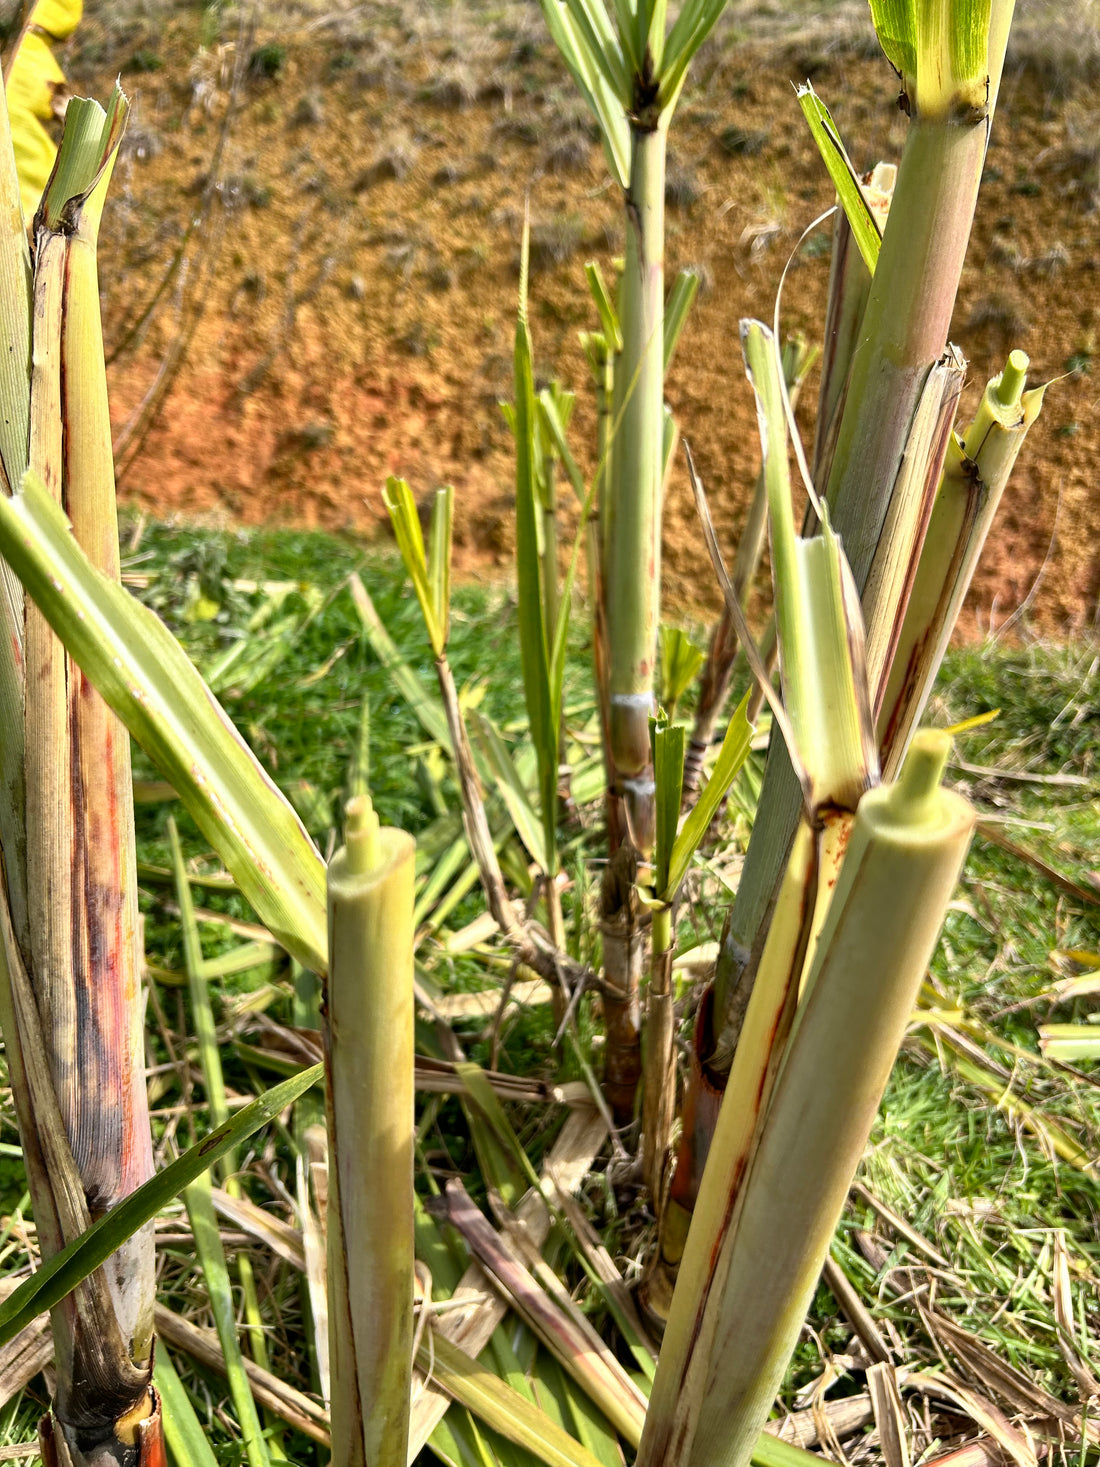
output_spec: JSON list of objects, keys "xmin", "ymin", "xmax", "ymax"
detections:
[
  {"xmin": 658, "ymin": 0, "xmax": 728, "ymax": 113},
  {"xmin": 539, "ymin": 1355, "xmax": 623, "ymax": 1467},
  {"xmin": 536, "ymin": 0, "xmax": 631, "ymax": 186},
  {"xmin": 428, "ymin": 484, "xmax": 455, "ymax": 650},
  {"xmin": 429, "ymin": 1410, "xmax": 508, "ymax": 1467},
  {"xmin": 548, "ymin": 474, "xmax": 598, "ymax": 739},
  {"xmin": 349, "ymin": 572, "xmax": 453, "ymax": 751},
  {"xmin": 0, "ymin": 1065, "xmax": 324, "ymax": 1346},
  {"xmin": 514, "ymin": 220, "xmax": 559, "ymax": 875},
  {"xmin": 797, "ymin": 85, "xmax": 882, "ymax": 275},
  {"xmin": 155, "ymin": 1351, "xmax": 222, "ymax": 1467},
  {"xmin": 185, "ymin": 1176, "xmax": 271, "ymax": 1467},
  {"xmin": 584, "ymin": 263, "xmax": 623, "ymax": 355},
  {"xmin": 538, "ymin": 389, "xmax": 587, "ymax": 505},
  {"xmin": 659, "ymin": 626, "xmax": 705, "ymax": 716},
  {"xmin": 607, "ymin": 0, "xmax": 642, "ymax": 73},
  {"xmin": 667, "ymin": 691, "xmax": 752, "ymax": 895},
  {"xmin": 476, "ymin": 715, "xmax": 550, "ymax": 873},
  {"xmin": 560, "ymin": 0, "xmax": 631, "ymax": 101},
  {"xmin": 663, "ymin": 269, "xmax": 699, "ymax": 375},
  {"xmin": 652, "ymin": 718, "xmax": 685, "ymax": 897},
  {"xmin": 867, "ymin": 0, "xmax": 916, "ymax": 77},
  {"xmin": 423, "ymin": 1333, "xmax": 607, "ymax": 1467},
  {"xmin": 456, "ymin": 1061, "xmax": 542, "ymax": 1201},
  {"xmin": 384, "ymin": 475, "xmax": 446, "ymax": 656}
]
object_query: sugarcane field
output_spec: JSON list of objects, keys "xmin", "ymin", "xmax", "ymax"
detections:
[{"xmin": 1, "ymin": 2, "xmax": 1099, "ymax": 1467}]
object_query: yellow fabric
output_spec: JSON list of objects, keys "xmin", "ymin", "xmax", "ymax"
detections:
[
  {"xmin": 5, "ymin": 0, "xmax": 83, "ymax": 220},
  {"xmin": 26, "ymin": 0, "xmax": 82, "ymax": 43},
  {"xmin": 8, "ymin": 29, "xmax": 64, "ymax": 122}
]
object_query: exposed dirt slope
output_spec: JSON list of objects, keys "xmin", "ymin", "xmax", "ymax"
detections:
[{"xmin": 74, "ymin": 1, "xmax": 1100, "ymax": 634}]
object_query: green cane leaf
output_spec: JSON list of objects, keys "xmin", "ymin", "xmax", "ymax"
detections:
[
  {"xmin": 797, "ymin": 84, "xmax": 882, "ymax": 275},
  {"xmin": 0, "ymin": 1065, "xmax": 324, "ymax": 1347},
  {"xmin": 652, "ymin": 717, "xmax": 685, "ymax": 897},
  {"xmin": 475, "ymin": 715, "xmax": 551, "ymax": 874},
  {"xmin": 0, "ymin": 470, "xmax": 328, "ymax": 974},
  {"xmin": 867, "ymin": 0, "xmax": 917, "ymax": 78},
  {"xmin": 428, "ymin": 484, "xmax": 454, "ymax": 653},
  {"xmin": 384, "ymin": 476, "xmax": 449, "ymax": 658},
  {"xmin": 514, "ymin": 218, "xmax": 559, "ymax": 876},
  {"xmin": 422, "ymin": 1333, "xmax": 607, "ymax": 1467},
  {"xmin": 667, "ymin": 692, "xmax": 753, "ymax": 896},
  {"xmin": 868, "ymin": 0, "xmax": 995, "ymax": 113},
  {"xmin": 663, "ymin": 269, "xmax": 699, "ymax": 375},
  {"xmin": 156, "ymin": 1351, "xmax": 223, "ymax": 1467},
  {"xmin": 585, "ymin": 262, "xmax": 623, "ymax": 355},
  {"xmin": 349, "ymin": 573, "xmax": 453, "ymax": 752}
]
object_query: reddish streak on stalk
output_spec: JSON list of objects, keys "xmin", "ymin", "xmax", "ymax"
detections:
[
  {"xmin": 23, "ymin": 107, "xmax": 163, "ymax": 1463},
  {"xmin": 667, "ymin": 993, "xmax": 725, "ymax": 1213}
]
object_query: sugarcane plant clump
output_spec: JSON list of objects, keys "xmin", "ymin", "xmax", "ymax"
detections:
[{"xmin": 0, "ymin": 0, "xmax": 1065, "ymax": 1463}]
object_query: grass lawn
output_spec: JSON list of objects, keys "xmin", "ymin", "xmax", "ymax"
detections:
[{"xmin": 4, "ymin": 520, "xmax": 1097, "ymax": 1464}]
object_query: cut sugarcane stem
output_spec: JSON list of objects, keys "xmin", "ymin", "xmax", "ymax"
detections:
[
  {"xmin": 0, "ymin": 65, "xmax": 31, "ymax": 959},
  {"xmin": 645, "ymin": 822, "xmax": 815, "ymax": 1318},
  {"xmin": 824, "ymin": 35, "xmax": 1010, "ymax": 596},
  {"xmin": 877, "ymin": 353, "xmax": 1045, "ymax": 777},
  {"xmin": 709, "ymin": 12, "xmax": 1014, "ymax": 1071},
  {"xmin": 641, "ymin": 900, "xmax": 675, "ymax": 1197},
  {"xmin": 325, "ymin": 797, "xmax": 416, "ymax": 1467},
  {"xmin": 639, "ymin": 734, "xmax": 975, "ymax": 1467}
]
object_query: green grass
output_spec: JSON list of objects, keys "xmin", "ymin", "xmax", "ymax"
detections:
[{"xmin": 3, "ymin": 522, "xmax": 1100, "ymax": 1462}]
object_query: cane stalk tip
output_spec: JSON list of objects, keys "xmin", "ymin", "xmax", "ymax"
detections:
[
  {"xmin": 344, "ymin": 793, "xmax": 380, "ymax": 874},
  {"xmin": 995, "ymin": 349, "xmax": 1029, "ymax": 408},
  {"xmin": 895, "ymin": 729, "xmax": 951, "ymax": 818}
]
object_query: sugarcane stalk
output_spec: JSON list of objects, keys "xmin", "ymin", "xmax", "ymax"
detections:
[
  {"xmin": 707, "ymin": 5, "xmax": 1016, "ymax": 1073},
  {"xmin": 593, "ymin": 119, "xmax": 668, "ymax": 1118},
  {"xmin": 706, "ymin": 359, "xmax": 962, "ymax": 1061},
  {"xmin": 712, "ymin": 356, "xmax": 964, "ymax": 1058},
  {"xmin": 641, "ymin": 899, "xmax": 676, "ymax": 1198},
  {"xmin": 650, "ymin": 320, "xmax": 878, "ymax": 1311},
  {"xmin": 0, "ymin": 877, "xmax": 160, "ymax": 1467},
  {"xmin": 811, "ymin": 163, "xmax": 895, "ymax": 492},
  {"xmin": 538, "ymin": 0, "xmax": 725, "ymax": 1127},
  {"xmin": 0, "ymin": 65, "xmax": 30, "ymax": 957},
  {"xmin": 877, "ymin": 351, "xmax": 1045, "ymax": 777},
  {"xmin": 581, "ymin": 329, "xmax": 621, "ymax": 846},
  {"xmin": 605, "ymin": 118, "xmax": 666, "ymax": 856},
  {"xmin": 324, "ymin": 795, "xmax": 416, "ymax": 1467},
  {"xmin": 826, "ymin": 15, "xmax": 1014, "ymax": 586},
  {"xmin": 0, "ymin": 86, "xmax": 166, "ymax": 1467},
  {"xmin": 600, "ymin": 840, "xmax": 645, "ymax": 1125},
  {"xmin": 638, "ymin": 733, "xmax": 975, "ymax": 1467},
  {"xmin": 642, "ymin": 822, "xmax": 815, "ymax": 1324}
]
